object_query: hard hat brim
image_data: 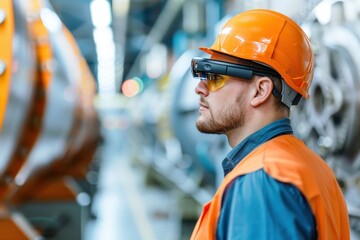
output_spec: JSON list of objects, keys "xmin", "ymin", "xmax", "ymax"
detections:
[{"xmin": 199, "ymin": 47, "xmax": 215, "ymax": 55}]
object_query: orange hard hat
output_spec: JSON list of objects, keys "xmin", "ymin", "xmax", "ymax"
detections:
[{"xmin": 200, "ymin": 9, "xmax": 314, "ymax": 98}]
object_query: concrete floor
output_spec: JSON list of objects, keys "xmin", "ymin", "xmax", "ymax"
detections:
[{"xmin": 84, "ymin": 101, "xmax": 193, "ymax": 240}]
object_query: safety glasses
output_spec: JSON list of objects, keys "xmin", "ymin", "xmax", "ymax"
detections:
[
  {"xmin": 198, "ymin": 73, "xmax": 230, "ymax": 92},
  {"xmin": 191, "ymin": 57, "xmax": 281, "ymax": 92}
]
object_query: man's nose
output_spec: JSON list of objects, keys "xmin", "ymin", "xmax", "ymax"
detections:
[{"xmin": 195, "ymin": 80, "xmax": 209, "ymax": 97}]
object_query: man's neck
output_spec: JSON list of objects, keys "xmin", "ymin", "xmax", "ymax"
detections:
[{"xmin": 226, "ymin": 112, "xmax": 287, "ymax": 147}]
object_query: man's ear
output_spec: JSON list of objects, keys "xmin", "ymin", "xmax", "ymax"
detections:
[{"xmin": 250, "ymin": 77, "xmax": 273, "ymax": 107}]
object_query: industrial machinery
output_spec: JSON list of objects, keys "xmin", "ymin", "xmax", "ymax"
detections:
[
  {"xmin": 0, "ymin": 0, "xmax": 100, "ymax": 239},
  {"xmin": 291, "ymin": 0, "xmax": 360, "ymax": 238},
  {"xmin": 8, "ymin": 0, "xmax": 360, "ymax": 239},
  {"xmin": 124, "ymin": 0, "xmax": 360, "ymax": 239}
]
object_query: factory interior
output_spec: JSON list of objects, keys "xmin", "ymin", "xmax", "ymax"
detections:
[{"xmin": 1, "ymin": 0, "xmax": 360, "ymax": 239}]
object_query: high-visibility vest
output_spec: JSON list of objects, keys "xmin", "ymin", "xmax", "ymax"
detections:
[{"xmin": 191, "ymin": 135, "xmax": 350, "ymax": 240}]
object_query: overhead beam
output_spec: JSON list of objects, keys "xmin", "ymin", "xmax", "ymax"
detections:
[{"xmin": 125, "ymin": 0, "xmax": 187, "ymax": 80}]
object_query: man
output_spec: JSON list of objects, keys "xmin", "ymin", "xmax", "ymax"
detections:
[{"xmin": 190, "ymin": 9, "xmax": 350, "ymax": 240}]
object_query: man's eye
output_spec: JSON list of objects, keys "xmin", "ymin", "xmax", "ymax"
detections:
[{"xmin": 207, "ymin": 74, "xmax": 222, "ymax": 80}]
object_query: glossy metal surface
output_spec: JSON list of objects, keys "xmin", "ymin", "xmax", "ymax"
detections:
[
  {"xmin": 0, "ymin": 0, "xmax": 36, "ymax": 176},
  {"xmin": 15, "ymin": 5, "xmax": 78, "ymax": 186},
  {"xmin": 294, "ymin": 0, "xmax": 360, "ymax": 164}
]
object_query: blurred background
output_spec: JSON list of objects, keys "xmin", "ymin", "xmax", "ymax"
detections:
[{"xmin": 1, "ymin": 0, "xmax": 360, "ymax": 239}]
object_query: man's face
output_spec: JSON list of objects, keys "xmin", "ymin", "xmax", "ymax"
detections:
[
  {"xmin": 195, "ymin": 89, "xmax": 247, "ymax": 134},
  {"xmin": 194, "ymin": 53, "xmax": 251, "ymax": 134}
]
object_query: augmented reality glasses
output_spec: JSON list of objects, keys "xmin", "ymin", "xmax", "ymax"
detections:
[{"xmin": 191, "ymin": 57, "xmax": 282, "ymax": 92}]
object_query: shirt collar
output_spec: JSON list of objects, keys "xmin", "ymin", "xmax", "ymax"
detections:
[{"xmin": 222, "ymin": 118, "xmax": 293, "ymax": 176}]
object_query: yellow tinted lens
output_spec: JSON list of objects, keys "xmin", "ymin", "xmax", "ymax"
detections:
[{"xmin": 207, "ymin": 74, "xmax": 229, "ymax": 91}]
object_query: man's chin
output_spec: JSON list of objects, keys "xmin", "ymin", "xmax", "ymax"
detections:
[
  {"xmin": 196, "ymin": 120, "xmax": 210, "ymax": 133},
  {"xmin": 196, "ymin": 121, "xmax": 223, "ymax": 134}
]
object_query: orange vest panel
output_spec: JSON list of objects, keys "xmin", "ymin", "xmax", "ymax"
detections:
[{"xmin": 191, "ymin": 135, "xmax": 350, "ymax": 240}]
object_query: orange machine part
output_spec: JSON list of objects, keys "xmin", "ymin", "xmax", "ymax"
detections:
[
  {"xmin": 0, "ymin": 0, "xmax": 52, "ymax": 202},
  {"xmin": 0, "ymin": 0, "xmax": 14, "ymax": 129},
  {"xmin": 8, "ymin": 26, "xmax": 99, "ymax": 205},
  {"xmin": 10, "ymin": 175, "xmax": 77, "ymax": 205},
  {"xmin": 50, "ymin": 26, "xmax": 100, "ymax": 178},
  {"xmin": 0, "ymin": 207, "xmax": 40, "ymax": 240}
]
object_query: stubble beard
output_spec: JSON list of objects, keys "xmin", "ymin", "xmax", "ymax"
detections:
[{"xmin": 196, "ymin": 95, "xmax": 245, "ymax": 134}]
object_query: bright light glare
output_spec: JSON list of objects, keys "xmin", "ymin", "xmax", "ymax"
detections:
[
  {"xmin": 315, "ymin": 2, "xmax": 331, "ymax": 25},
  {"xmin": 93, "ymin": 27, "xmax": 114, "ymax": 46},
  {"xmin": 133, "ymin": 77, "xmax": 144, "ymax": 92},
  {"xmin": 122, "ymin": 79, "xmax": 140, "ymax": 97},
  {"xmin": 94, "ymin": 27, "xmax": 116, "ymax": 96},
  {"xmin": 90, "ymin": 0, "xmax": 112, "ymax": 28},
  {"xmin": 146, "ymin": 44, "xmax": 168, "ymax": 79},
  {"xmin": 40, "ymin": 8, "xmax": 62, "ymax": 32}
]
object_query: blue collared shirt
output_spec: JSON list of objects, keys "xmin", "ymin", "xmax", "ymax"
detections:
[{"xmin": 217, "ymin": 118, "xmax": 317, "ymax": 239}]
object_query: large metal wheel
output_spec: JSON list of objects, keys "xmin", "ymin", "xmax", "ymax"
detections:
[
  {"xmin": 292, "ymin": 24, "xmax": 360, "ymax": 161},
  {"xmin": 0, "ymin": 0, "xmax": 36, "ymax": 177},
  {"xmin": 13, "ymin": 3, "xmax": 77, "ymax": 187},
  {"xmin": 291, "ymin": 0, "xmax": 360, "ymax": 237}
]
